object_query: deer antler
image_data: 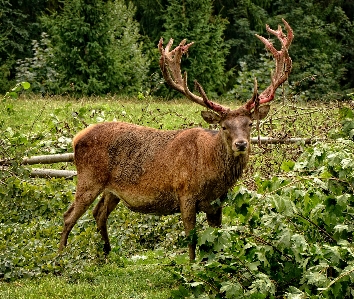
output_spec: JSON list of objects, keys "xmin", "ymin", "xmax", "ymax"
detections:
[
  {"xmin": 158, "ymin": 38, "xmax": 228, "ymax": 114},
  {"xmin": 244, "ymin": 19, "xmax": 293, "ymax": 111}
]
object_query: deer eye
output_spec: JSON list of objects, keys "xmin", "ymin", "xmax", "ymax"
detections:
[
  {"xmin": 249, "ymin": 122, "xmax": 253, "ymax": 127},
  {"xmin": 221, "ymin": 125, "xmax": 227, "ymax": 130}
]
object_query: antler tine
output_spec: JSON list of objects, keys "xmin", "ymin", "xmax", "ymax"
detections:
[
  {"xmin": 244, "ymin": 19, "xmax": 293, "ymax": 110},
  {"xmin": 159, "ymin": 38, "xmax": 228, "ymax": 114},
  {"xmin": 244, "ymin": 77, "xmax": 259, "ymax": 111},
  {"xmin": 194, "ymin": 80, "xmax": 228, "ymax": 113}
]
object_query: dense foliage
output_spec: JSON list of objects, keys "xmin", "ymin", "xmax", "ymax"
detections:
[
  {"xmin": 0, "ymin": 0, "xmax": 353, "ymax": 97},
  {"xmin": 170, "ymin": 108, "xmax": 354, "ymax": 298}
]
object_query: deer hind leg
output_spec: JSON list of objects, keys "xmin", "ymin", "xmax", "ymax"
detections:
[
  {"xmin": 59, "ymin": 180, "xmax": 103, "ymax": 252},
  {"xmin": 92, "ymin": 191, "xmax": 120, "ymax": 255}
]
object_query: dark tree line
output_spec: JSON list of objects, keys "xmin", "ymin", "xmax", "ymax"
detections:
[{"xmin": 0, "ymin": 0, "xmax": 353, "ymax": 99}]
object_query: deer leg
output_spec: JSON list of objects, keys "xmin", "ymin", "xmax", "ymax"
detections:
[
  {"xmin": 180, "ymin": 199, "xmax": 197, "ymax": 261},
  {"xmin": 59, "ymin": 181, "xmax": 102, "ymax": 252},
  {"xmin": 205, "ymin": 193, "xmax": 226, "ymax": 227},
  {"xmin": 201, "ymin": 195, "xmax": 225, "ymax": 256},
  {"xmin": 92, "ymin": 191, "xmax": 120, "ymax": 255},
  {"xmin": 206, "ymin": 206, "xmax": 222, "ymax": 228}
]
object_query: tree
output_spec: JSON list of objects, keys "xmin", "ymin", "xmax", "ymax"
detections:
[
  {"xmin": 267, "ymin": 0, "xmax": 352, "ymax": 99},
  {"xmin": 42, "ymin": 0, "xmax": 148, "ymax": 96}
]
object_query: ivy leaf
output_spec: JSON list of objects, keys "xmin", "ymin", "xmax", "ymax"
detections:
[
  {"xmin": 341, "ymin": 158, "xmax": 352, "ymax": 169},
  {"xmin": 220, "ymin": 281, "xmax": 243, "ymax": 298},
  {"xmin": 189, "ymin": 281, "xmax": 204, "ymax": 287},
  {"xmin": 313, "ymin": 178, "xmax": 328, "ymax": 190},
  {"xmin": 334, "ymin": 224, "xmax": 349, "ymax": 233},
  {"xmin": 198, "ymin": 227, "xmax": 216, "ymax": 245}
]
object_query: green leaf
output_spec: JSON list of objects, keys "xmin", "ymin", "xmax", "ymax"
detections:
[
  {"xmin": 281, "ymin": 160, "xmax": 295, "ymax": 172},
  {"xmin": 220, "ymin": 281, "xmax": 243, "ymax": 298},
  {"xmin": 21, "ymin": 82, "xmax": 31, "ymax": 90},
  {"xmin": 199, "ymin": 227, "xmax": 216, "ymax": 245},
  {"xmin": 333, "ymin": 224, "xmax": 349, "ymax": 233}
]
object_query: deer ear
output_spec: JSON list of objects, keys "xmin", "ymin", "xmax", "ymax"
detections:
[
  {"xmin": 251, "ymin": 104, "xmax": 270, "ymax": 120},
  {"xmin": 201, "ymin": 111, "xmax": 221, "ymax": 124}
]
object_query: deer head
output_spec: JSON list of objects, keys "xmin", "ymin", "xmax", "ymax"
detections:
[{"xmin": 158, "ymin": 19, "xmax": 293, "ymax": 156}]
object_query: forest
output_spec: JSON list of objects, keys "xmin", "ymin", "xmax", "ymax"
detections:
[{"xmin": 1, "ymin": 0, "xmax": 354, "ymax": 99}]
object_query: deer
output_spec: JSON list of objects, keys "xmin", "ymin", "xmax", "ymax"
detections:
[{"xmin": 59, "ymin": 19, "xmax": 293, "ymax": 260}]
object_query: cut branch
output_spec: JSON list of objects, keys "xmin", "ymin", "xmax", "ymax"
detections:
[
  {"xmin": 0, "ymin": 153, "xmax": 74, "ymax": 166},
  {"xmin": 31, "ymin": 168, "xmax": 77, "ymax": 178},
  {"xmin": 0, "ymin": 166, "xmax": 77, "ymax": 179},
  {"xmin": 250, "ymin": 137, "xmax": 320, "ymax": 145}
]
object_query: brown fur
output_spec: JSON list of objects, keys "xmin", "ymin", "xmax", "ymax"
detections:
[{"xmin": 59, "ymin": 106, "xmax": 269, "ymax": 260}]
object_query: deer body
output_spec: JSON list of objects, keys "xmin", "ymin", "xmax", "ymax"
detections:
[
  {"xmin": 60, "ymin": 110, "xmax": 253, "ymax": 259},
  {"xmin": 59, "ymin": 19, "xmax": 293, "ymax": 260}
]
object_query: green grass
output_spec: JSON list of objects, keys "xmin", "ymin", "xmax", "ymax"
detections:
[{"xmin": 0, "ymin": 252, "xmax": 180, "ymax": 299}]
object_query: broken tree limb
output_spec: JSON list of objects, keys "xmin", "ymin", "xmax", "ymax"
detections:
[
  {"xmin": 250, "ymin": 137, "xmax": 319, "ymax": 145},
  {"xmin": 0, "ymin": 153, "xmax": 74, "ymax": 166},
  {"xmin": 0, "ymin": 166, "xmax": 77, "ymax": 178},
  {"xmin": 30, "ymin": 168, "xmax": 77, "ymax": 178},
  {"xmin": 22, "ymin": 153, "xmax": 74, "ymax": 165}
]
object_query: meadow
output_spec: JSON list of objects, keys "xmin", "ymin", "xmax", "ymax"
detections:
[{"xmin": 1, "ymin": 94, "xmax": 353, "ymax": 298}]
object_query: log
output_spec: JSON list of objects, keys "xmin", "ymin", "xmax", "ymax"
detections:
[
  {"xmin": 251, "ymin": 137, "xmax": 318, "ymax": 145},
  {"xmin": 0, "ymin": 166, "xmax": 77, "ymax": 178},
  {"xmin": 30, "ymin": 168, "xmax": 77, "ymax": 178},
  {"xmin": 22, "ymin": 153, "xmax": 74, "ymax": 165}
]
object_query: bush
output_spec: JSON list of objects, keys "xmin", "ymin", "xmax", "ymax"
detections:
[{"xmin": 15, "ymin": 33, "xmax": 58, "ymax": 93}]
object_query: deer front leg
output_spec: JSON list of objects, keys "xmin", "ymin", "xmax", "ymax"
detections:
[
  {"xmin": 180, "ymin": 198, "xmax": 197, "ymax": 261},
  {"xmin": 206, "ymin": 193, "xmax": 226, "ymax": 227}
]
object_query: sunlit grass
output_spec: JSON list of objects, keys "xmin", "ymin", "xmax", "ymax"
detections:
[{"xmin": 0, "ymin": 252, "xmax": 179, "ymax": 299}]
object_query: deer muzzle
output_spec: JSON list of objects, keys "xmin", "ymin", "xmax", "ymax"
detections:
[{"xmin": 233, "ymin": 140, "xmax": 248, "ymax": 153}]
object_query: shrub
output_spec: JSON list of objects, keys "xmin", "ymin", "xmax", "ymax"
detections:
[{"xmin": 15, "ymin": 33, "xmax": 58, "ymax": 93}]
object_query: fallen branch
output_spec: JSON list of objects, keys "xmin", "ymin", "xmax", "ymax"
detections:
[
  {"xmin": 0, "ymin": 166, "xmax": 77, "ymax": 178},
  {"xmin": 0, "ymin": 153, "xmax": 74, "ymax": 166},
  {"xmin": 250, "ymin": 137, "xmax": 319, "ymax": 144},
  {"xmin": 31, "ymin": 168, "xmax": 77, "ymax": 178},
  {"xmin": 22, "ymin": 153, "xmax": 74, "ymax": 165}
]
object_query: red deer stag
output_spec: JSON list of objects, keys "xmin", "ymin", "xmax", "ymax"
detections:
[{"xmin": 59, "ymin": 19, "xmax": 293, "ymax": 260}]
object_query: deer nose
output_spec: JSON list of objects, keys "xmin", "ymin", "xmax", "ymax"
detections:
[{"xmin": 235, "ymin": 141, "xmax": 248, "ymax": 152}]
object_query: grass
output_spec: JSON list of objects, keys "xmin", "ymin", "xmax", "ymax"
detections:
[
  {"xmin": 0, "ymin": 252, "xmax": 179, "ymax": 299},
  {"xmin": 0, "ymin": 94, "xmax": 345, "ymax": 297}
]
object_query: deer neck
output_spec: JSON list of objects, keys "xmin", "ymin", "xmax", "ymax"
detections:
[{"xmin": 213, "ymin": 131, "xmax": 250, "ymax": 184}]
